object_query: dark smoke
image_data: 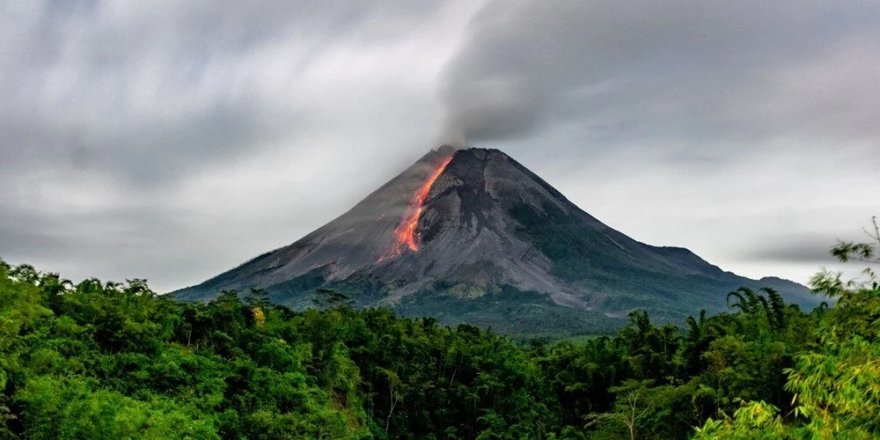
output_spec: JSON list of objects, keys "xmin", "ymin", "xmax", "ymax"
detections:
[{"xmin": 438, "ymin": 0, "xmax": 880, "ymax": 145}]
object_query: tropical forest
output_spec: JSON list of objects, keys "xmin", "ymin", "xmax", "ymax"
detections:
[{"xmin": 1, "ymin": 229, "xmax": 878, "ymax": 440}]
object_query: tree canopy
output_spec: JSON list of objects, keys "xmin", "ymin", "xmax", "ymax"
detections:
[{"xmin": 0, "ymin": 219, "xmax": 877, "ymax": 438}]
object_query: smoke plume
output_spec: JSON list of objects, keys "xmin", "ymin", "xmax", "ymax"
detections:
[{"xmin": 439, "ymin": 0, "xmax": 880, "ymax": 146}]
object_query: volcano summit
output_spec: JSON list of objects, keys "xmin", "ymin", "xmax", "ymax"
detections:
[{"xmin": 174, "ymin": 147, "xmax": 815, "ymax": 335}]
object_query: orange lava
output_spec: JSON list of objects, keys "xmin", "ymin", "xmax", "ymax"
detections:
[{"xmin": 389, "ymin": 156, "xmax": 453, "ymax": 255}]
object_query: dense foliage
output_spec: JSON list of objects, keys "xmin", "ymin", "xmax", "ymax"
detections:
[
  {"xmin": 0, "ymin": 223, "xmax": 877, "ymax": 439},
  {"xmin": 694, "ymin": 219, "xmax": 880, "ymax": 439}
]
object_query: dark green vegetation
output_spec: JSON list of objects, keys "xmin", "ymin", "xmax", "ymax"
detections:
[
  {"xmin": 395, "ymin": 287, "xmax": 627, "ymax": 338},
  {"xmin": 1, "ymin": 225, "xmax": 878, "ymax": 439}
]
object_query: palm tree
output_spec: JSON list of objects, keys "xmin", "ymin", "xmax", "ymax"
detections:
[
  {"xmin": 762, "ymin": 287, "xmax": 786, "ymax": 331},
  {"xmin": 727, "ymin": 287, "xmax": 783, "ymax": 331}
]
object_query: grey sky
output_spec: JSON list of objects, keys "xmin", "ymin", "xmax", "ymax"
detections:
[{"xmin": 1, "ymin": 0, "xmax": 877, "ymax": 292}]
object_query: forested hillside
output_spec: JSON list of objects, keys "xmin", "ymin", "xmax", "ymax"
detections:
[{"xmin": 0, "ymin": 234, "xmax": 877, "ymax": 439}]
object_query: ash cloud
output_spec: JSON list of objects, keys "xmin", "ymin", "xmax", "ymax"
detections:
[{"xmin": 439, "ymin": 0, "xmax": 880, "ymax": 146}]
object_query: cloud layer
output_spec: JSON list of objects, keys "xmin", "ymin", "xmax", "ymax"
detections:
[{"xmin": 1, "ymin": 0, "xmax": 878, "ymax": 291}]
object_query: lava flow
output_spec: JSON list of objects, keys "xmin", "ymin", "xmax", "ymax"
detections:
[{"xmin": 388, "ymin": 156, "xmax": 453, "ymax": 256}]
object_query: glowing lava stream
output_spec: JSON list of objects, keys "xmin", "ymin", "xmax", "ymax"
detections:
[{"xmin": 389, "ymin": 156, "xmax": 453, "ymax": 256}]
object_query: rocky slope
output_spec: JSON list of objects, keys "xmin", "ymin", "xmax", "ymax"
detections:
[{"xmin": 173, "ymin": 146, "xmax": 817, "ymax": 335}]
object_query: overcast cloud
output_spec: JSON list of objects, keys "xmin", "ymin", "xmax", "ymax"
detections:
[{"xmin": 1, "ymin": 0, "xmax": 878, "ymax": 291}]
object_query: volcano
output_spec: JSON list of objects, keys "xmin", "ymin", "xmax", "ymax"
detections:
[{"xmin": 173, "ymin": 146, "xmax": 816, "ymax": 336}]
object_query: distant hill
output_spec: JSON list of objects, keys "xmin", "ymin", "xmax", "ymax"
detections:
[{"xmin": 173, "ymin": 146, "xmax": 817, "ymax": 336}]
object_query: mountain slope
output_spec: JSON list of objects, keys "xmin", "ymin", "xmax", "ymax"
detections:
[{"xmin": 173, "ymin": 146, "xmax": 817, "ymax": 335}]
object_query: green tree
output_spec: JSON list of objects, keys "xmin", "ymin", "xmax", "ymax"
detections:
[{"xmin": 697, "ymin": 216, "xmax": 880, "ymax": 439}]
